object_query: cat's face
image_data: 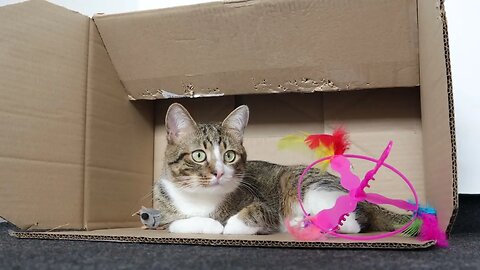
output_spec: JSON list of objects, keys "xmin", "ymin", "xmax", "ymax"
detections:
[{"xmin": 164, "ymin": 103, "xmax": 249, "ymax": 195}]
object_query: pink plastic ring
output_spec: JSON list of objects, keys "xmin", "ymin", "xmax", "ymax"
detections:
[{"xmin": 297, "ymin": 154, "xmax": 419, "ymax": 241}]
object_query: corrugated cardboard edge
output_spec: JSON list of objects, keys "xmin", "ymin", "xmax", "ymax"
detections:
[
  {"xmin": 440, "ymin": 0, "xmax": 458, "ymax": 235},
  {"xmin": 9, "ymin": 231, "xmax": 435, "ymax": 249}
]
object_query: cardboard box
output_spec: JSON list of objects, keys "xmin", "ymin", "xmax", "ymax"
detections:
[{"xmin": 0, "ymin": 0, "xmax": 457, "ymax": 248}]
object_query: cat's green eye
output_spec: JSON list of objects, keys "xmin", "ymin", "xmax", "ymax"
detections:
[
  {"xmin": 191, "ymin": 150, "xmax": 207, "ymax": 163},
  {"xmin": 224, "ymin": 150, "xmax": 236, "ymax": 163}
]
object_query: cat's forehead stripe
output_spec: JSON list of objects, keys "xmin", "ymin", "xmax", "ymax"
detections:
[
  {"xmin": 168, "ymin": 152, "xmax": 189, "ymax": 165},
  {"xmin": 199, "ymin": 124, "xmax": 222, "ymax": 146}
]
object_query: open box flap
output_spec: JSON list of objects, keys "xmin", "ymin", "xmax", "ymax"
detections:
[
  {"xmin": 93, "ymin": 0, "xmax": 420, "ymax": 100},
  {"xmin": 0, "ymin": 0, "xmax": 89, "ymax": 229},
  {"xmin": 0, "ymin": 0, "xmax": 156, "ymax": 230}
]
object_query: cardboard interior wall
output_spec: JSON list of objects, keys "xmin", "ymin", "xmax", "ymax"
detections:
[
  {"xmin": 0, "ymin": 0, "xmax": 457, "ymax": 248},
  {"xmin": 84, "ymin": 20, "xmax": 154, "ymax": 230},
  {"xmin": 154, "ymin": 89, "xmax": 426, "ymax": 207}
]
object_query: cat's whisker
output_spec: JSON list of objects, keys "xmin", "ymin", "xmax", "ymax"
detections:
[
  {"xmin": 176, "ymin": 184, "xmax": 198, "ymax": 191},
  {"xmin": 235, "ymin": 172, "xmax": 256, "ymax": 179},
  {"xmin": 238, "ymin": 181, "xmax": 260, "ymax": 198},
  {"xmin": 139, "ymin": 190, "xmax": 153, "ymax": 201},
  {"xmin": 176, "ymin": 176, "xmax": 212, "ymax": 181}
]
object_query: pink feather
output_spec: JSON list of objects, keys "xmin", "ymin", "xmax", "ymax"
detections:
[
  {"xmin": 419, "ymin": 213, "xmax": 449, "ymax": 247},
  {"xmin": 284, "ymin": 218, "xmax": 327, "ymax": 241}
]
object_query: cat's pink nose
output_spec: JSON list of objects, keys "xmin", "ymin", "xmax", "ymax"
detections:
[{"xmin": 214, "ymin": 171, "xmax": 224, "ymax": 179}]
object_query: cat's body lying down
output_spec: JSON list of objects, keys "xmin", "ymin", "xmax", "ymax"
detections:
[{"xmin": 153, "ymin": 103, "xmax": 408, "ymax": 235}]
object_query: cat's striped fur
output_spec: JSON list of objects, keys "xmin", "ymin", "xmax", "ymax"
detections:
[{"xmin": 153, "ymin": 103, "xmax": 409, "ymax": 234}]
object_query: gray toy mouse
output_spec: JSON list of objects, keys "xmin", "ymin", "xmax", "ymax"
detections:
[{"xmin": 133, "ymin": 206, "xmax": 162, "ymax": 229}]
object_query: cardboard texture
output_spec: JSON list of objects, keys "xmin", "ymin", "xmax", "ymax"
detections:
[
  {"xmin": 84, "ymin": 22, "xmax": 154, "ymax": 230},
  {"xmin": 323, "ymin": 88, "xmax": 425, "ymax": 204},
  {"xmin": 0, "ymin": 0, "xmax": 457, "ymax": 249},
  {"xmin": 93, "ymin": 0, "xmax": 419, "ymax": 99},
  {"xmin": 0, "ymin": 0, "xmax": 89, "ymax": 229}
]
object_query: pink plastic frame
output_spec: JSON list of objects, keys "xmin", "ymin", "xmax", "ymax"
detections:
[{"xmin": 296, "ymin": 152, "xmax": 419, "ymax": 241}]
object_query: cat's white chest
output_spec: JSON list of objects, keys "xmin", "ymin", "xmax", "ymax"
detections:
[{"xmin": 161, "ymin": 179, "xmax": 222, "ymax": 217}]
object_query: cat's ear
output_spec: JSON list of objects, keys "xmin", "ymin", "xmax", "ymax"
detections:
[
  {"xmin": 165, "ymin": 103, "xmax": 197, "ymax": 143},
  {"xmin": 222, "ymin": 105, "xmax": 249, "ymax": 139}
]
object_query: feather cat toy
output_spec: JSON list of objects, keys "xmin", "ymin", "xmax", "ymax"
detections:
[{"xmin": 279, "ymin": 128, "xmax": 448, "ymax": 247}]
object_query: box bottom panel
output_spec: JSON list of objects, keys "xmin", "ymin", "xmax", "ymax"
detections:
[{"xmin": 11, "ymin": 227, "xmax": 435, "ymax": 249}]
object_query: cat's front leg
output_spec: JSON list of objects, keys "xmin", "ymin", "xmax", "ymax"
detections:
[
  {"xmin": 223, "ymin": 202, "xmax": 277, "ymax": 235},
  {"xmin": 168, "ymin": 217, "xmax": 224, "ymax": 234}
]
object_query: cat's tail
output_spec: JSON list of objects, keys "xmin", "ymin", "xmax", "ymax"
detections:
[{"xmin": 356, "ymin": 201, "xmax": 412, "ymax": 232}]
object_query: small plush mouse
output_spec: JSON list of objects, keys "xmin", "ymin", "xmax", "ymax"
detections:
[{"xmin": 134, "ymin": 206, "xmax": 162, "ymax": 229}]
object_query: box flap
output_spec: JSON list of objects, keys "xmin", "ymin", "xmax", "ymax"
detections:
[
  {"xmin": 93, "ymin": 0, "xmax": 419, "ymax": 100},
  {"xmin": 84, "ymin": 22, "xmax": 155, "ymax": 230},
  {"xmin": 418, "ymin": 0, "xmax": 457, "ymax": 232},
  {"xmin": 0, "ymin": 0, "xmax": 89, "ymax": 229}
]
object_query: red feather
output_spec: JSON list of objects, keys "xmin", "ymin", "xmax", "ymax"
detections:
[{"xmin": 304, "ymin": 127, "xmax": 350, "ymax": 155}]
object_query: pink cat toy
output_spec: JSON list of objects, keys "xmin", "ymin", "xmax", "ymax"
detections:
[{"xmin": 282, "ymin": 131, "xmax": 448, "ymax": 247}]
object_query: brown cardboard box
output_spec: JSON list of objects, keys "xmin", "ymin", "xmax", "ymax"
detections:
[{"xmin": 0, "ymin": 0, "xmax": 456, "ymax": 249}]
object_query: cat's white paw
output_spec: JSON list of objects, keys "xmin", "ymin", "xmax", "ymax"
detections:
[
  {"xmin": 223, "ymin": 214, "xmax": 261, "ymax": 235},
  {"xmin": 169, "ymin": 217, "xmax": 224, "ymax": 234},
  {"xmin": 337, "ymin": 213, "xmax": 361, "ymax": 234}
]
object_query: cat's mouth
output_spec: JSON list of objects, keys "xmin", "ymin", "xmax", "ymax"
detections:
[
  {"xmin": 190, "ymin": 178, "xmax": 225, "ymax": 190},
  {"xmin": 196, "ymin": 177, "xmax": 240, "ymax": 193},
  {"xmin": 205, "ymin": 179, "xmax": 226, "ymax": 189},
  {"xmin": 210, "ymin": 177, "xmax": 222, "ymax": 186}
]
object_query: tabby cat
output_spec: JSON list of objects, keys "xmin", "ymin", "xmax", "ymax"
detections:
[{"xmin": 153, "ymin": 103, "xmax": 408, "ymax": 234}]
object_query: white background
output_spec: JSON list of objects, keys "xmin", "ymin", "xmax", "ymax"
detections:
[
  {"xmin": 444, "ymin": 0, "xmax": 480, "ymax": 194},
  {"xmin": 0, "ymin": 0, "xmax": 478, "ymax": 194}
]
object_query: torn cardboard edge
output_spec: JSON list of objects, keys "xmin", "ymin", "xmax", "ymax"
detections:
[
  {"xmin": 92, "ymin": 0, "xmax": 420, "ymax": 100},
  {"xmin": 9, "ymin": 228, "xmax": 435, "ymax": 249}
]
